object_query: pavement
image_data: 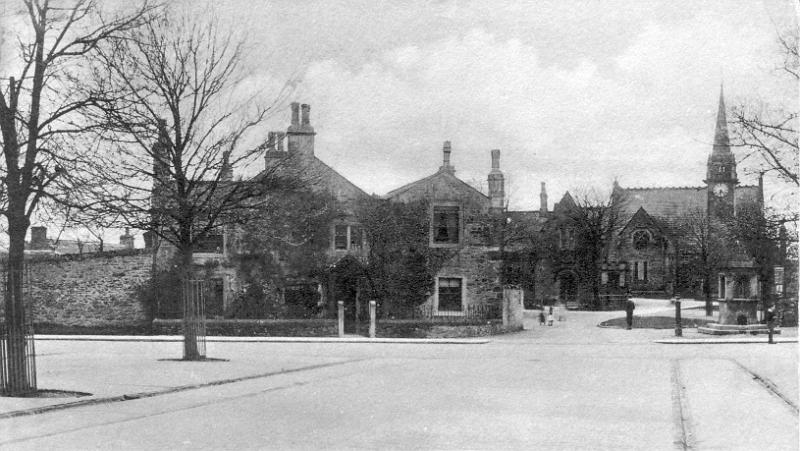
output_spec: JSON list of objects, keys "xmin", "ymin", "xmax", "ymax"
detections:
[{"xmin": 0, "ymin": 299, "xmax": 796, "ymax": 450}]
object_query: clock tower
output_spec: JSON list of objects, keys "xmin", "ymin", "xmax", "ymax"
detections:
[{"xmin": 705, "ymin": 86, "xmax": 737, "ymax": 219}]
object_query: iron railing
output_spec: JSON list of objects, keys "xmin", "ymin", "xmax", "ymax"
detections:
[{"xmin": 0, "ymin": 267, "xmax": 37, "ymax": 395}]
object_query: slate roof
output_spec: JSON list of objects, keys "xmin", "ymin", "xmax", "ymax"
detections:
[{"xmin": 618, "ymin": 184, "xmax": 761, "ymax": 234}]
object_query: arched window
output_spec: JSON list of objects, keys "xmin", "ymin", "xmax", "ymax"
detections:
[{"xmin": 632, "ymin": 230, "xmax": 650, "ymax": 250}]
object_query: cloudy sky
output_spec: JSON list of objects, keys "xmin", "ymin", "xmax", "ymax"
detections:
[{"xmin": 204, "ymin": 0, "xmax": 796, "ymax": 211}]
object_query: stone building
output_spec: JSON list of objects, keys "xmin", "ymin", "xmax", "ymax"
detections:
[
  {"xmin": 383, "ymin": 142, "xmax": 509, "ymax": 314},
  {"xmin": 150, "ymin": 102, "xmax": 370, "ymax": 317},
  {"xmin": 610, "ymin": 88, "xmax": 764, "ymax": 303}
]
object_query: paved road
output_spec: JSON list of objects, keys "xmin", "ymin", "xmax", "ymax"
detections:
[{"xmin": 0, "ymin": 312, "xmax": 796, "ymax": 450}]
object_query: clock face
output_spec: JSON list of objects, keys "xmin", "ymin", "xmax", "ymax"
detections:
[{"xmin": 713, "ymin": 184, "xmax": 729, "ymax": 197}]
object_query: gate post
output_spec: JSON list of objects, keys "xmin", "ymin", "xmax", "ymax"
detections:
[
  {"xmin": 674, "ymin": 299, "xmax": 683, "ymax": 337},
  {"xmin": 338, "ymin": 301, "xmax": 345, "ymax": 338},
  {"xmin": 369, "ymin": 301, "xmax": 376, "ymax": 338}
]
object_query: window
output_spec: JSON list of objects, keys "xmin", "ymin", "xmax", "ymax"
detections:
[
  {"xmin": 334, "ymin": 225, "xmax": 348, "ymax": 250},
  {"xmin": 775, "ymin": 266, "xmax": 784, "ymax": 295},
  {"xmin": 734, "ymin": 275, "xmax": 751, "ymax": 299},
  {"xmin": 559, "ymin": 227, "xmax": 575, "ymax": 250},
  {"xmin": 195, "ymin": 233, "xmax": 223, "ymax": 253},
  {"xmin": 350, "ymin": 226, "xmax": 362, "ymax": 250},
  {"xmin": 433, "ymin": 205, "xmax": 460, "ymax": 244},
  {"xmin": 437, "ymin": 277, "xmax": 463, "ymax": 312},
  {"xmin": 632, "ymin": 230, "xmax": 650, "ymax": 250},
  {"xmin": 633, "ymin": 261, "xmax": 648, "ymax": 281},
  {"xmin": 333, "ymin": 224, "xmax": 361, "ymax": 251},
  {"xmin": 601, "ymin": 271, "xmax": 609, "ymax": 285}
]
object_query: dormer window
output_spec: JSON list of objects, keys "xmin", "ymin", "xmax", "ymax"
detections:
[
  {"xmin": 432, "ymin": 205, "xmax": 460, "ymax": 245},
  {"xmin": 632, "ymin": 230, "xmax": 650, "ymax": 250}
]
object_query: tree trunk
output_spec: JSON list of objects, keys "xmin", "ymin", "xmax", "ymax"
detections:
[
  {"xmin": 180, "ymin": 245, "xmax": 202, "ymax": 360},
  {"xmin": 704, "ymin": 271, "xmax": 713, "ymax": 317},
  {"xmin": 3, "ymin": 213, "xmax": 33, "ymax": 394}
]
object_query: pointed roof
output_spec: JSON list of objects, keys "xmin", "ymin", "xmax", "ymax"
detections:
[{"xmin": 712, "ymin": 84, "xmax": 731, "ymax": 152}]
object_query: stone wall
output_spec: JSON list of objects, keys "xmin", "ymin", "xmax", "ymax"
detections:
[{"xmin": 14, "ymin": 250, "xmax": 153, "ymax": 326}]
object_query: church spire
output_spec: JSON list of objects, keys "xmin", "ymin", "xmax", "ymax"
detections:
[{"xmin": 713, "ymin": 84, "xmax": 730, "ymax": 150}]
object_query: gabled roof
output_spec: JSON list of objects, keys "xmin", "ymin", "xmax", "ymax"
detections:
[
  {"xmin": 620, "ymin": 206, "xmax": 667, "ymax": 237},
  {"xmin": 257, "ymin": 154, "xmax": 369, "ymax": 202},
  {"xmin": 384, "ymin": 168, "xmax": 488, "ymax": 204}
]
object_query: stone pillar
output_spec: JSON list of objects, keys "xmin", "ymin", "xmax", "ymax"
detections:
[
  {"xmin": 337, "ymin": 301, "xmax": 344, "ymax": 338},
  {"xmin": 502, "ymin": 288, "xmax": 524, "ymax": 328},
  {"xmin": 369, "ymin": 300, "xmax": 376, "ymax": 338}
]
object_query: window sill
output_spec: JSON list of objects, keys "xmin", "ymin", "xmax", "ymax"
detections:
[{"xmin": 430, "ymin": 242, "xmax": 460, "ymax": 248}]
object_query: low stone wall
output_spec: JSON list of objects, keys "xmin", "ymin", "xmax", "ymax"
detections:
[
  {"xmin": 152, "ymin": 318, "xmax": 339, "ymax": 337},
  {"xmin": 13, "ymin": 250, "xmax": 153, "ymax": 326},
  {"xmin": 152, "ymin": 318, "xmax": 521, "ymax": 338}
]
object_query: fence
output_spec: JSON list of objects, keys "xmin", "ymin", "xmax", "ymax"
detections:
[
  {"xmin": 0, "ymin": 267, "xmax": 37, "ymax": 395},
  {"xmin": 397, "ymin": 303, "xmax": 502, "ymax": 324}
]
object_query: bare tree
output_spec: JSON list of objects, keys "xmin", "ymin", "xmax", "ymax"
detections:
[
  {"xmin": 730, "ymin": 26, "xmax": 799, "ymax": 220},
  {"xmin": 0, "ymin": 0, "xmax": 153, "ymax": 395},
  {"xmin": 676, "ymin": 209, "xmax": 732, "ymax": 316},
  {"xmin": 569, "ymin": 188, "xmax": 629, "ymax": 309},
  {"xmin": 85, "ymin": 12, "xmax": 301, "ymax": 360},
  {"xmin": 542, "ymin": 188, "xmax": 628, "ymax": 309}
]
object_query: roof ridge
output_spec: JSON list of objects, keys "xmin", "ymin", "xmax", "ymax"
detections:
[{"xmin": 622, "ymin": 185, "xmax": 705, "ymax": 191}]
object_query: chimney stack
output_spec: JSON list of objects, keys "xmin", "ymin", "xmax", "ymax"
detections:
[
  {"xmin": 120, "ymin": 228, "xmax": 134, "ymax": 250},
  {"xmin": 301, "ymin": 104, "xmax": 310, "ymax": 127},
  {"xmin": 266, "ymin": 132, "xmax": 276, "ymax": 151},
  {"xmin": 276, "ymin": 132, "xmax": 285, "ymax": 152},
  {"xmin": 540, "ymin": 182, "xmax": 548, "ymax": 214},
  {"xmin": 439, "ymin": 141, "xmax": 454, "ymax": 173},
  {"xmin": 30, "ymin": 226, "xmax": 48, "ymax": 250},
  {"xmin": 286, "ymin": 102, "xmax": 315, "ymax": 157},
  {"xmin": 488, "ymin": 149, "xmax": 504, "ymax": 212},
  {"xmin": 290, "ymin": 102, "xmax": 300, "ymax": 127}
]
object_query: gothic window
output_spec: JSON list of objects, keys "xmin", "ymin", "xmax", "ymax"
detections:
[
  {"xmin": 437, "ymin": 277, "xmax": 463, "ymax": 312},
  {"xmin": 633, "ymin": 261, "xmax": 648, "ymax": 281},
  {"xmin": 432, "ymin": 205, "xmax": 460, "ymax": 245},
  {"xmin": 632, "ymin": 230, "xmax": 650, "ymax": 250}
]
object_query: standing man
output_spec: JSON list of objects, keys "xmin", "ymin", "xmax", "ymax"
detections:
[
  {"xmin": 625, "ymin": 299, "xmax": 636, "ymax": 330},
  {"xmin": 765, "ymin": 304, "xmax": 777, "ymax": 344}
]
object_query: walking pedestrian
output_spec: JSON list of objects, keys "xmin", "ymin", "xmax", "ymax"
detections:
[
  {"xmin": 625, "ymin": 299, "xmax": 635, "ymax": 330},
  {"xmin": 547, "ymin": 305, "xmax": 554, "ymax": 326},
  {"xmin": 538, "ymin": 310, "xmax": 546, "ymax": 326}
]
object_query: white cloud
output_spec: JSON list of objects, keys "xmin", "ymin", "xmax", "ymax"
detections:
[{"xmin": 238, "ymin": 1, "xmax": 795, "ymax": 211}]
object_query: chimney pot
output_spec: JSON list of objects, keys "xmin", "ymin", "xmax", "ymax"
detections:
[
  {"xmin": 491, "ymin": 149, "xmax": 500, "ymax": 170},
  {"xmin": 540, "ymin": 182, "xmax": 548, "ymax": 214},
  {"xmin": 301, "ymin": 104, "xmax": 310, "ymax": 126},
  {"xmin": 443, "ymin": 141, "xmax": 451, "ymax": 164},
  {"xmin": 290, "ymin": 102, "xmax": 300, "ymax": 126}
]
